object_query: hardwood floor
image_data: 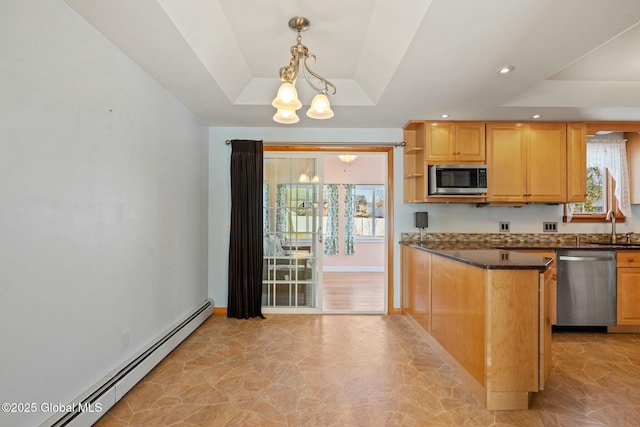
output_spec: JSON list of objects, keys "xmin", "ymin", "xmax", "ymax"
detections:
[{"xmin": 322, "ymin": 271, "xmax": 384, "ymax": 312}]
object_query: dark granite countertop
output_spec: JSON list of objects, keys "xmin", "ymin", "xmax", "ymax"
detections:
[
  {"xmin": 403, "ymin": 242, "xmax": 553, "ymax": 270},
  {"xmin": 439, "ymin": 249, "xmax": 553, "ymax": 270},
  {"xmin": 401, "ymin": 237, "xmax": 640, "ymax": 270},
  {"xmin": 495, "ymin": 242, "xmax": 640, "ymax": 250},
  {"xmin": 402, "ymin": 240, "xmax": 640, "ymax": 251},
  {"xmin": 400, "ymin": 233, "xmax": 640, "ymax": 270}
]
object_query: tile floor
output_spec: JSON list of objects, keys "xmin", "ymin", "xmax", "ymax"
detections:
[{"xmin": 95, "ymin": 315, "xmax": 640, "ymax": 426}]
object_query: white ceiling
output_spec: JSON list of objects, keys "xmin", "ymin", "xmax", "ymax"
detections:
[{"xmin": 63, "ymin": 0, "xmax": 640, "ymax": 128}]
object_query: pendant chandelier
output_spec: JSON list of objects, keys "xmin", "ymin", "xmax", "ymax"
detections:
[{"xmin": 272, "ymin": 17, "xmax": 336, "ymax": 124}]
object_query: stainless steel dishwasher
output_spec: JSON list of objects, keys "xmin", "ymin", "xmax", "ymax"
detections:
[{"xmin": 556, "ymin": 250, "xmax": 617, "ymax": 326}]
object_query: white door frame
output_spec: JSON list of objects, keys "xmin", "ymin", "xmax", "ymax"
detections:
[{"xmin": 263, "ymin": 146, "xmax": 395, "ymax": 314}]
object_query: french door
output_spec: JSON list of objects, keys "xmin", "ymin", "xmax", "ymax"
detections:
[{"xmin": 262, "ymin": 154, "xmax": 323, "ymax": 312}]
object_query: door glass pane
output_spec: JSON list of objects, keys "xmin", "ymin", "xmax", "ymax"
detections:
[{"xmin": 263, "ymin": 157, "xmax": 320, "ymax": 308}]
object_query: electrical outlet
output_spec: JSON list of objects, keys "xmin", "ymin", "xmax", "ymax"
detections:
[
  {"xmin": 499, "ymin": 222, "xmax": 510, "ymax": 232},
  {"xmin": 543, "ymin": 222, "xmax": 558, "ymax": 232}
]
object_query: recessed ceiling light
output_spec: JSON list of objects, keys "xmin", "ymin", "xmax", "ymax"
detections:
[
  {"xmin": 441, "ymin": 114, "xmax": 449, "ymax": 118},
  {"xmin": 532, "ymin": 114, "xmax": 542, "ymax": 119},
  {"xmin": 497, "ymin": 66, "xmax": 514, "ymax": 75}
]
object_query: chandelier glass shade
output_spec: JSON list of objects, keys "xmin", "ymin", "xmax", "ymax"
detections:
[
  {"xmin": 273, "ymin": 108, "xmax": 299, "ymax": 124},
  {"xmin": 272, "ymin": 82, "xmax": 302, "ymax": 111},
  {"xmin": 307, "ymin": 93, "xmax": 334, "ymax": 119},
  {"xmin": 272, "ymin": 17, "xmax": 336, "ymax": 124}
]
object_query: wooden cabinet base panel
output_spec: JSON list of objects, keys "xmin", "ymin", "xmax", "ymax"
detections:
[
  {"xmin": 607, "ymin": 325, "xmax": 640, "ymax": 333},
  {"xmin": 404, "ymin": 314, "xmax": 487, "ymax": 408},
  {"xmin": 485, "ymin": 391, "xmax": 532, "ymax": 411},
  {"xmin": 405, "ymin": 314, "xmax": 533, "ymax": 410}
]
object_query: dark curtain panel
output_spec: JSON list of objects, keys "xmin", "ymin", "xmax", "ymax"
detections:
[{"xmin": 227, "ymin": 139, "xmax": 265, "ymax": 319}]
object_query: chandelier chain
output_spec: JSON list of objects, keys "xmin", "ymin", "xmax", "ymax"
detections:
[{"xmin": 277, "ymin": 21, "xmax": 335, "ymax": 95}]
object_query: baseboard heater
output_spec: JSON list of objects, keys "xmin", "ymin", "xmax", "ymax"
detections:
[{"xmin": 43, "ymin": 298, "xmax": 214, "ymax": 427}]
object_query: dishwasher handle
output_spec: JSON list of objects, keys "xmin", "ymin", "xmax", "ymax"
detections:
[{"xmin": 558, "ymin": 255, "xmax": 615, "ymax": 262}]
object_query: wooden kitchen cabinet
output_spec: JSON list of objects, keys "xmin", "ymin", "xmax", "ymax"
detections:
[
  {"xmin": 528, "ymin": 123, "xmax": 567, "ymax": 202},
  {"xmin": 486, "ymin": 123, "xmax": 527, "ymax": 202},
  {"xmin": 512, "ymin": 248, "xmax": 556, "ymax": 385},
  {"xmin": 430, "ymin": 253, "xmax": 543, "ymax": 409},
  {"xmin": 626, "ymin": 132, "xmax": 640, "ymax": 204},
  {"xmin": 401, "ymin": 245, "xmax": 431, "ymax": 331},
  {"xmin": 617, "ymin": 252, "xmax": 640, "ymax": 325},
  {"xmin": 486, "ymin": 123, "xmax": 566, "ymax": 203},
  {"xmin": 403, "ymin": 121, "xmax": 427, "ymax": 202},
  {"xmin": 540, "ymin": 267, "xmax": 553, "ymax": 388},
  {"xmin": 518, "ymin": 251, "xmax": 557, "ymax": 325},
  {"xmin": 401, "ymin": 245, "xmax": 410, "ymax": 312},
  {"xmin": 401, "ymin": 244, "xmax": 551, "ymax": 409},
  {"xmin": 566, "ymin": 123, "xmax": 587, "ymax": 202},
  {"xmin": 426, "ymin": 121, "xmax": 485, "ymax": 162}
]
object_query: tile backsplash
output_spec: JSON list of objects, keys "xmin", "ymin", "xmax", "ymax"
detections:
[{"xmin": 400, "ymin": 232, "xmax": 640, "ymax": 246}]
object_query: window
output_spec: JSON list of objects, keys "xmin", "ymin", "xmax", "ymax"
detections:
[
  {"xmin": 565, "ymin": 134, "xmax": 630, "ymax": 222},
  {"xmin": 321, "ymin": 184, "xmax": 386, "ymax": 250},
  {"xmin": 354, "ymin": 185, "xmax": 385, "ymax": 238},
  {"xmin": 567, "ymin": 160, "xmax": 609, "ymax": 217},
  {"xmin": 568, "ymin": 165, "xmax": 604, "ymax": 214}
]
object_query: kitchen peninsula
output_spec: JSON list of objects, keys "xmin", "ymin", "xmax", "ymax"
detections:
[{"xmin": 401, "ymin": 242, "xmax": 553, "ymax": 410}]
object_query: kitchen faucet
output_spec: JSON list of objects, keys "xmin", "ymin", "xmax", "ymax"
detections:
[{"xmin": 605, "ymin": 210, "xmax": 616, "ymax": 243}]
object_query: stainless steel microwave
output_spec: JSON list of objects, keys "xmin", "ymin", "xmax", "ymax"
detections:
[{"xmin": 428, "ymin": 164, "xmax": 488, "ymax": 195}]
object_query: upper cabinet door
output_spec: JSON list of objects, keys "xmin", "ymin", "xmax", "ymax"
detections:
[
  {"xmin": 527, "ymin": 123, "xmax": 567, "ymax": 203},
  {"xmin": 486, "ymin": 123, "xmax": 527, "ymax": 202},
  {"xmin": 425, "ymin": 122, "xmax": 456, "ymax": 162},
  {"xmin": 566, "ymin": 123, "xmax": 587, "ymax": 203},
  {"xmin": 625, "ymin": 132, "xmax": 640, "ymax": 205},
  {"xmin": 426, "ymin": 122, "xmax": 485, "ymax": 162},
  {"xmin": 455, "ymin": 122, "xmax": 486, "ymax": 162},
  {"xmin": 487, "ymin": 123, "xmax": 567, "ymax": 203}
]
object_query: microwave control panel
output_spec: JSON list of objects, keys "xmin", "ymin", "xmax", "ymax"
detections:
[{"xmin": 478, "ymin": 168, "xmax": 487, "ymax": 188}]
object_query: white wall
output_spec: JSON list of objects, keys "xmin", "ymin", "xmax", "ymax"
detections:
[
  {"xmin": 209, "ymin": 127, "xmax": 640, "ymax": 312},
  {"xmin": 0, "ymin": 2, "xmax": 208, "ymax": 426},
  {"xmin": 403, "ymin": 203, "xmax": 639, "ymax": 234}
]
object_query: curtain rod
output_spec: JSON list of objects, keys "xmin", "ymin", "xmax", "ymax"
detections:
[{"xmin": 224, "ymin": 140, "xmax": 405, "ymax": 147}]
